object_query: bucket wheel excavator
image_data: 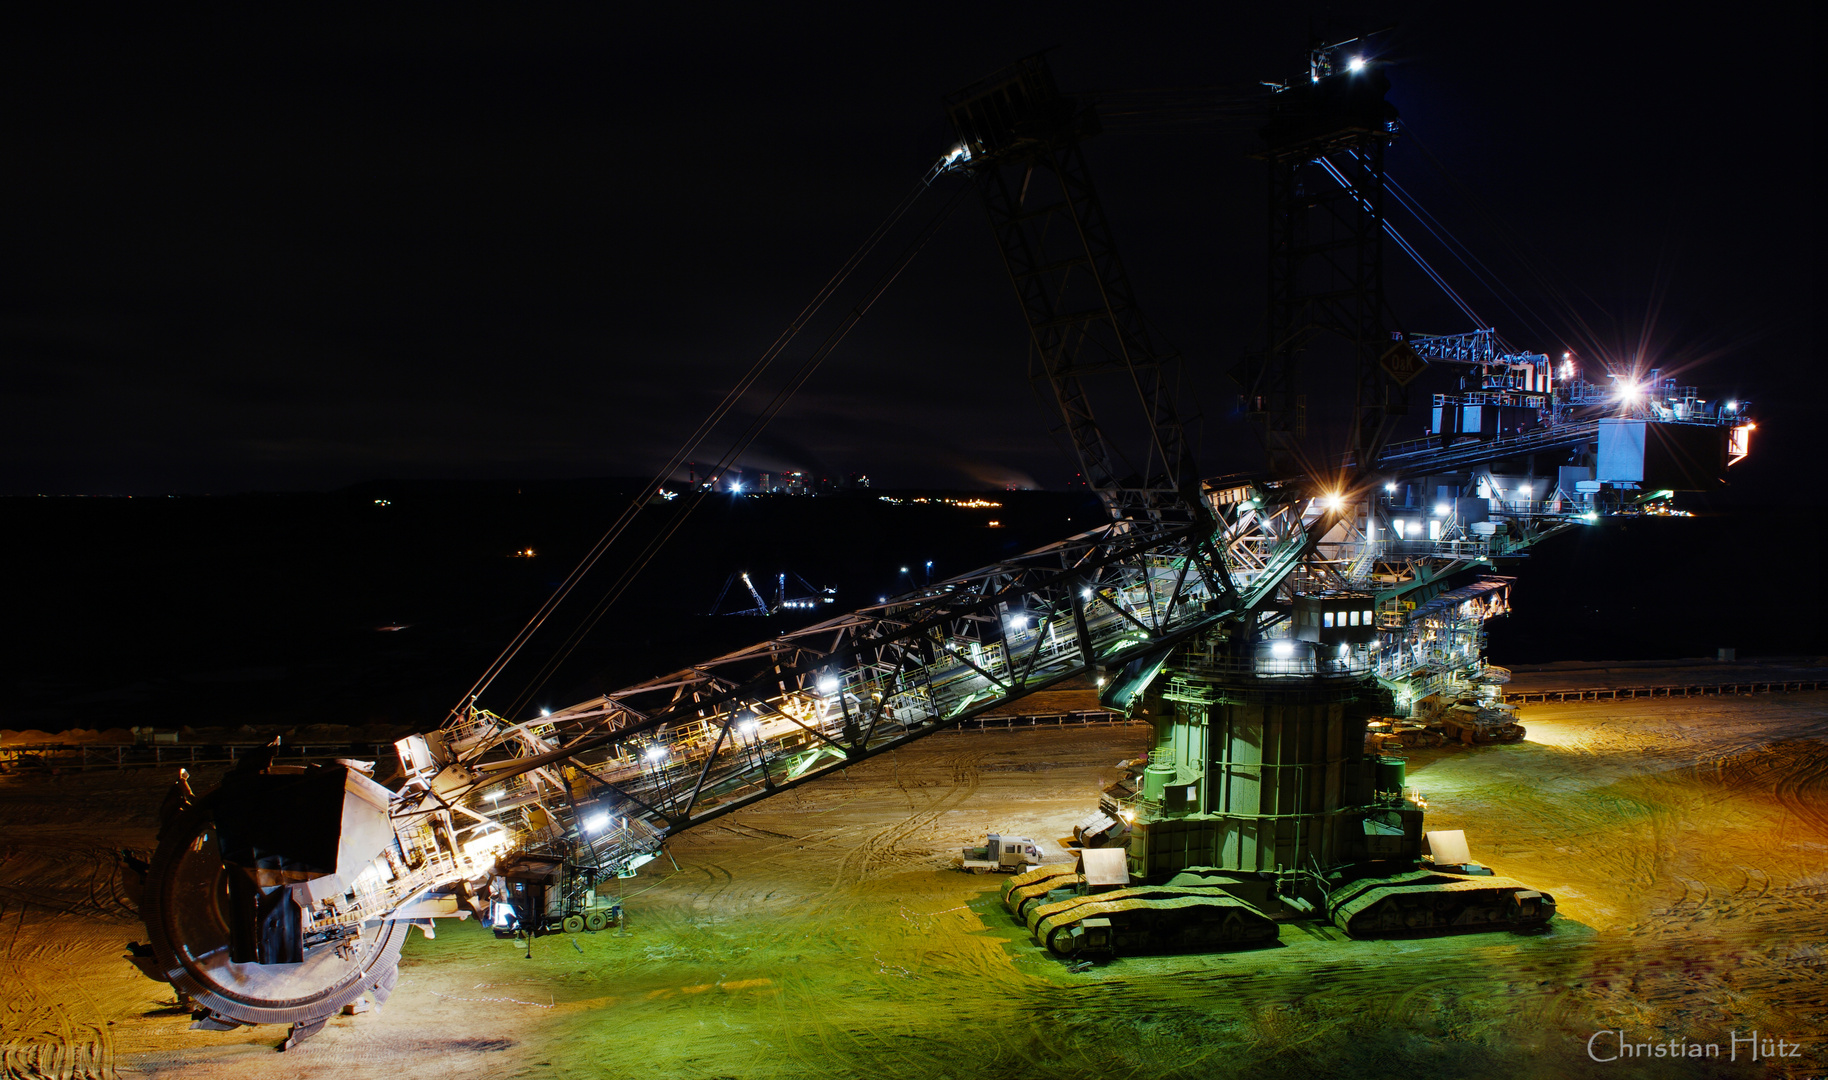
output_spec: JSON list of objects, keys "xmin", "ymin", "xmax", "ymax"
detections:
[{"xmin": 128, "ymin": 41, "xmax": 1765, "ymax": 1039}]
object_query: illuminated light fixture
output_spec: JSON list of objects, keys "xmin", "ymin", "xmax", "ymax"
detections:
[
  {"xmin": 730, "ymin": 482, "xmax": 743, "ymax": 494},
  {"xmin": 1095, "ymin": 676, "xmax": 1106, "ymax": 687},
  {"xmin": 1385, "ymin": 482, "xmax": 1397, "ymax": 493},
  {"xmin": 1433, "ymin": 503, "xmax": 1450, "ymax": 517},
  {"xmin": 1617, "ymin": 382, "xmax": 1642, "ymax": 402},
  {"xmin": 463, "ymin": 828, "xmax": 511, "ymax": 861},
  {"xmin": 1081, "ymin": 588, "xmax": 1093, "ymax": 600},
  {"xmin": 584, "ymin": 812, "xmax": 610, "ymax": 833},
  {"xmin": 1009, "ymin": 615, "xmax": 1028, "ymax": 631},
  {"xmin": 1725, "ymin": 400, "xmax": 1738, "ymax": 411},
  {"xmin": 485, "ymin": 791, "xmax": 504, "ymax": 801},
  {"xmin": 816, "ymin": 675, "xmax": 840, "ymax": 696},
  {"xmin": 540, "ymin": 707, "xmax": 551, "ymax": 717},
  {"xmin": 644, "ymin": 745, "xmax": 668, "ymax": 762},
  {"xmin": 900, "ymin": 567, "xmax": 909, "ymax": 573},
  {"xmin": 1320, "ymin": 492, "xmax": 1343, "ymax": 510},
  {"xmin": 1347, "ymin": 55, "xmax": 1365, "ymax": 72},
  {"xmin": 738, "ymin": 717, "xmax": 758, "ymax": 735},
  {"xmin": 1582, "ymin": 512, "xmax": 1599, "ymax": 523},
  {"xmin": 1270, "ymin": 640, "xmax": 1295, "ymax": 660}
]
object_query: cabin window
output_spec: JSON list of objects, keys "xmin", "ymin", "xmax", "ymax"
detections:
[
  {"xmin": 1323, "ymin": 612, "xmax": 1334, "ymax": 628},
  {"xmin": 1348, "ymin": 610, "xmax": 1359, "ymax": 627}
]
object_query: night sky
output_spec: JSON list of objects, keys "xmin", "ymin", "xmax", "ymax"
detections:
[{"xmin": 3, "ymin": 6, "xmax": 1816, "ymax": 500}]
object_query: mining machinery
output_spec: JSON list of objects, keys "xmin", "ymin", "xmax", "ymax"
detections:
[{"xmin": 130, "ymin": 46, "xmax": 1754, "ymax": 1042}]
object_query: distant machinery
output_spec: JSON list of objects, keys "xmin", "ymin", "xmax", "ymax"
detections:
[
  {"xmin": 707, "ymin": 570, "xmax": 837, "ymax": 616},
  {"xmin": 132, "ymin": 42, "xmax": 1754, "ymax": 1041}
]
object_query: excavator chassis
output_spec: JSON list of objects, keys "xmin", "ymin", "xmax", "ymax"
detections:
[
  {"xmin": 999, "ymin": 864, "xmax": 1279, "ymax": 957},
  {"xmin": 1000, "ymin": 861, "xmax": 1555, "ymax": 959},
  {"xmin": 1328, "ymin": 869, "xmax": 1556, "ymax": 936}
]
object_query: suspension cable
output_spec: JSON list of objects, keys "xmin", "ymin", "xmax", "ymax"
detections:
[
  {"xmin": 450, "ymin": 170, "xmax": 943, "ymax": 722},
  {"xmin": 500, "ymin": 180, "xmax": 974, "ymax": 720}
]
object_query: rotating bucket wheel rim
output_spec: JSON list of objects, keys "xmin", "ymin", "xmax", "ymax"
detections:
[{"xmin": 141, "ymin": 788, "xmax": 409, "ymax": 1027}]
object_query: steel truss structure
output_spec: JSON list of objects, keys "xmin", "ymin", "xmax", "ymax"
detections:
[
  {"xmin": 944, "ymin": 55, "xmax": 1198, "ymax": 524},
  {"xmin": 409, "ymin": 492, "xmax": 1338, "ymax": 879},
  {"xmin": 1245, "ymin": 59, "xmax": 1413, "ymax": 478}
]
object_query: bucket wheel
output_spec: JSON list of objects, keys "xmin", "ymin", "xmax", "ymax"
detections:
[{"xmin": 139, "ymin": 790, "xmax": 409, "ymax": 1043}]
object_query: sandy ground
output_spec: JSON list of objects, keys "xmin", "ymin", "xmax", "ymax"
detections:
[{"xmin": 2, "ymin": 696, "xmax": 1826, "ymax": 1080}]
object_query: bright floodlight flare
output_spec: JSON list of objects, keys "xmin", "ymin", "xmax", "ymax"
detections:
[
  {"xmin": 730, "ymin": 482, "xmax": 742, "ymax": 494},
  {"xmin": 584, "ymin": 813, "xmax": 609, "ymax": 833},
  {"xmin": 1385, "ymin": 481, "xmax": 1397, "ymax": 493},
  {"xmin": 540, "ymin": 707, "xmax": 551, "ymax": 717},
  {"xmin": 1321, "ymin": 492, "xmax": 1343, "ymax": 510},
  {"xmin": 1725, "ymin": 400, "xmax": 1738, "ymax": 411},
  {"xmin": 816, "ymin": 675, "xmax": 840, "ymax": 696},
  {"xmin": 1270, "ymin": 639, "xmax": 1295, "ymax": 659},
  {"xmin": 1617, "ymin": 382, "xmax": 1642, "ymax": 402},
  {"xmin": 643, "ymin": 744, "xmax": 667, "ymax": 762},
  {"xmin": 1347, "ymin": 55, "xmax": 1365, "ymax": 72},
  {"xmin": 1433, "ymin": 503, "xmax": 1450, "ymax": 517},
  {"xmin": 1009, "ymin": 614, "xmax": 1028, "ymax": 631}
]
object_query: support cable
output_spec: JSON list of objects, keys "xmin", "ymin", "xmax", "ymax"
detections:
[
  {"xmin": 1315, "ymin": 156, "xmax": 1484, "ymax": 329},
  {"xmin": 449, "ymin": 172, "xmax": 942, "ymax": 720},
  {"xmin": 501, "ymin": 181, "xmax": 973, "ymax": 720}
]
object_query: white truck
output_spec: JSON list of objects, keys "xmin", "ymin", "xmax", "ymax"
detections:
[{"xmin": 961, "ymin": 833, "xmax": 1043, "ymax": 873}]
